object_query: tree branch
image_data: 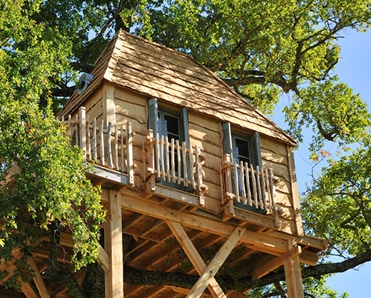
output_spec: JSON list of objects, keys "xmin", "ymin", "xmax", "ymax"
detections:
[{"xmin": 124, "ymin": 250, "xmax": 371, "ymax": 292}]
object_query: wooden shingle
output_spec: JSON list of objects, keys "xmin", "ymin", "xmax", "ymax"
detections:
[{"xmin": 60, "ymin": 29, "xmax": 296, "ymax": 145}]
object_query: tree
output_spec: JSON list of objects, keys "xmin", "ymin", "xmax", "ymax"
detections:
[
  {"xmin": 1, "ymin": 0, "xmax": 370, "ymax": 296},
  {"xmin": 0, "ymin": 0, "xmax": 104, "ymax": 295}
]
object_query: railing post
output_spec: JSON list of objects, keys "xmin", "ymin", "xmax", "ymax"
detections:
[
  {"xmin": 92, "ymin": 118, "xmax": 96, "ymax": 159},
  {"xmin": 233, "ymin": 159, "xmax": 239, "ymax": 203},
  {"xmin": 146, "ymin": 129, "xmax": 155, "ymax": 191},
  {"xmin": 127, "ymin": 122, "xmax": 134, "ymax": 186},
  {"xmin": 195, "ymin": 145, "xmax": 205, "ymax": 207},
  {"xmin": 107, "ymin": 122, "xmax": 113, "ymax": 168},
  {"xmin": 86, "ymin": 115, "xmax": 91, "ymax": 161},
  {"xmin": 100, "ymin": 120, "xmax": 104, "ymax": 165},
  {"xmin": 79, "ymin": 107, "xmax": 86, "ymax": 161},
  {"xmin": 189, "ymin": 144, "xmax": 195, "ymax": 189},
  {"xmin": 269, "ymin": 168, "xmax": 280, "ymax": 228},
  {"xmin": 223, "ymin": 154, "xmax": 234, "ymax": 217},
  {"xmin": 68, "ymin": 115, "xmax": 72, "ymax": 143}
]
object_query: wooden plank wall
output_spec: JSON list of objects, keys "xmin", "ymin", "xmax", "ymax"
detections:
[
  {"xmin": 112, "ymin": 85, "xmax": 298, "ymax": 234},
  {"xmin": 67, "ymin": 86, "xmax": 104, "ymax": 160},
  {"xmin": 114, "ymin": 87, "xmax": 147, "ymax": 186},
  {"xmin": 188, "ymin": 112, "xmax": 222, "ymax": 215},
  {"xmin": 84, "ymin": 86, "xmax": 104, "ymax": 162},
  {"xmin": 260, "ymin": 136, "xmax": 297, "ymax": 234}
]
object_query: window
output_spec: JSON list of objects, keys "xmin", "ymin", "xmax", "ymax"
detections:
[
  {"xmin": 222, "ymin": 122, "xmax": 265, "ymax": 214},
  {"xmin": 158, "ymin": 111, "xmax": 181, "ymax": 143},
  {"xmin": 232, "ymin": 136, "xmax": 251, "ymax": 166},
  {"xmin": 148, "ymin": 98, "xmax": 189, "ymax": 189}
]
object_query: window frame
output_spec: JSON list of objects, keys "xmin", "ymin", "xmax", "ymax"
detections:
[
  {"xmin": 147, "ymin": 98, "xmax": 190, "ymax": 190},
  {"xmin": 222, "ymin": 122, "xmax": 265, "ymax": 214}
]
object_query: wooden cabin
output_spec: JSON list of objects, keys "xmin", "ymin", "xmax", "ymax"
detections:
[{"xmin": 5, "ymin": 30, "xmax": 327, "ymax": 297}]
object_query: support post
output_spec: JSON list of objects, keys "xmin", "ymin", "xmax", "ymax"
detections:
[
  {"xmin": 284, "ymin": 244, "xmax": 304, "ymax": 298},
  {"xmin": 105, "ymin": 190, "xmax": 123, "ymax": 298}
]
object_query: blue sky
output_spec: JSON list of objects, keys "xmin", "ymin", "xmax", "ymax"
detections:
[{"xmin": 271, "ymin": 29, "xmax": 371, "ymax": 297}]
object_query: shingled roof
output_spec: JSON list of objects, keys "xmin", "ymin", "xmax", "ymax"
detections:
[{"xmin": 60, "ymin": 29, "xmax": 296, "ymax": 145}]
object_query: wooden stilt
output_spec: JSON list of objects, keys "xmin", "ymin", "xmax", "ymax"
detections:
[
  {"xmin": 284, "ymin": 247, "xmax": 304, "ymax": 298},
  {"xmin": 105, "ymin": 190, "xmax": 123, "ymax": 298},
  {"xmin": 186, "ymin": 226, "xmax": 246, "ymax": 298}
]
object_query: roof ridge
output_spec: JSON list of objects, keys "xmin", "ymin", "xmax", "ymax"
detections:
[
  {"xmin": 93, "ymin": 31, "xmax": 119, "ymax": 67},
  {"xmin": 119, "ymin": 29, "xmax": 198, "ymax": 61}
]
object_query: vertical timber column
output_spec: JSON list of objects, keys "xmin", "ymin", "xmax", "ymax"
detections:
[
  {"xmin": 105, "ymin": 190, "xmax": 124, "ymax": 298},
  {"xmin": 286, "ymin": 144, "xmax": 304, "ymax": 236},
  {"xmin": 103, "ymin": 82, "xmax": 117, "ymax": 127},
  {"xmin": 284, "ymin": 251, "xmax": 304, "ymax": 298}
]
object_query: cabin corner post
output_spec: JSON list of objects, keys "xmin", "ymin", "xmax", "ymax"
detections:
[
  {"xmin": 105, "ymin": 190, "xmax": 124, "ymax": 298},
  {"xmin": 286, "ymin": 145, "xmax": 304, "ymax": 236},
  {"xmin": 103, "ymin": 82, "xmax": 117, "ymax": 127},
  {"xmin": 283, "ymin": 242, "xmax": 304, "ymax": 298}
]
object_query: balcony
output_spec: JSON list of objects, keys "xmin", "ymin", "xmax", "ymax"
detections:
[
  {"xmin": 61, "ymin": 107, "xmax": 134, "ymax": 186},
  {"xmin": 221, "ymin": 154, "xmax": 280, "ymax": 226},
  {"xmin": 143, "ymin": 129, "xmax": 208, "ymax": 206},
  {"xmin": 63, "ymin": 107, "xmax": 281, "ymax": 228}
]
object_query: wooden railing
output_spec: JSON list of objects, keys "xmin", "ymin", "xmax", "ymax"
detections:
[
  {"xmin": 143, "ymin": 130, "xmax": 207, "ymax": 206},
  {"xmin": 60, "ymin": 107, "xmax": 134, "ymax": 185},
  {"xmin": 221, "ymin": 154, "xmax": 279, "ymax": 226}
]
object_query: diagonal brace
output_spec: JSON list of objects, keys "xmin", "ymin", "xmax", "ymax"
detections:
[
  {"xmin": 167, "ymin": 221, "xmax": 226, "ymax": 298},
  {"xmin": 186, "ymin": 226, "xmax": 247, "ymax": 298}
]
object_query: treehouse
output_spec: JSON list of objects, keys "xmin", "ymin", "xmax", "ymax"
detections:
[{"xmin": 3, "ymin": 30, "xmax": 327, "ymax": 297}]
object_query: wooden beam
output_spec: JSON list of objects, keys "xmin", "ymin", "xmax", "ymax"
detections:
[
  {"xmin": 268, "ymin": 231, "xmax": 327, "ymax": 251},
  {"xmin": 121, "ymin": 196, "xmax": 288, "ymax": 255},
  {"xmin": 300, "ymin": 250, "xmax": 318, "ymax": 266},
  {"xmin": 105, "ymin": 190, "xmax": 124, "ymax": 298},
  {"xmin": 167, "ymin": 221, "xmax": 226, "ymax": 298},
  {"xmin": 170, "ymin": 286, "xmax": 212, "ymax": 297},
  {"xmin": 186, "ymin": 226, "xmax": 246, "ymax": 298},
  {"xmin": 28, "ymin": 257, "xmax": 50, "ymax": 298},
  {"xmin": 97, "ymin": 244, "xmax": 110, "ymax": 273},
  {"xmin": 250, "ymin": 246, "xmax": 302, "ymax": 278},
  {"xmin": 20, "ymin": 282, "xmax": 38, "ymax": 298}
]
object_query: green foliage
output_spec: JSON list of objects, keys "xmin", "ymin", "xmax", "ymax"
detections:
[
  {"xmin": 284, "ymin": 77, "xmax": 370, "ymax": 151},
  {"xmin": 0, "ymin": 0, "xmax": 104, "ymax": 289},
  {"xmin": 1, "ymin": 0, "xmax": 371, "ymax": 295},
  {"xmin": 130, "ymin": 0, "xmax": 371, "ymax": 151},
  {"xmin": 302, "ymin": 142, "xmax": 370, "ymax": 257},
  {"xmin": 303, "ymin": 276, "xmax": 348, "ymax": 298}
]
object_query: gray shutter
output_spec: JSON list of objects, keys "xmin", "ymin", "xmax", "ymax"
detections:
[
  {"xmin": 250, "ymin": 132, "xmax": 265, "ymax": 208},
  {"xmin": 180, "ymin": 107, "xmax": 189, "ymax": 147},
  {"xmin": 222, "ymin": 122, "xmax": 233, "ymax": 159},
  {"xmin": 181, "ymin": 108, "xmax": 192, "ymax": 186},
  {"xmin": 250, "ymin": 132, "xmax": 262, "ymax": 168},
  {"xmin": 148, "ymin": 98, "xmax": 158, "ymax": 136}
]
